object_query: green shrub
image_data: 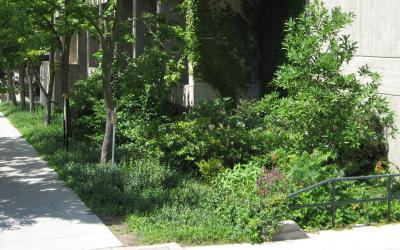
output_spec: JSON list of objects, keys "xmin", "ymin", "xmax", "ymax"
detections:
[
  {"xmin": 71, "ymin": 70, "xmax": 104, "ymax": 145},
  {"xmin": 277, "ymin": 150, "xmax": 344, "ymax": 190},
  {"xmin": 4, "ymin": 0, "xmax": 399, "ymax": 245},
  {"xmin": 63, "ymin": 158, "xmax": 176, "ymax": 215},
  {"xmin": 213, "ymin": 161, "xmax": 289, "ymax": 242},
  {"xmin": 196, "ymin": 158, "xmax": 225, "ymax": 179},
  {"xmin": 159, "ymin": 98, "xmax": 267, "ymax": 171},
  {"xmin": 127, "ymin": 160, "xmax": 290, "ymax": 244},
  {"xmin": 258, "ymin": 0, "xmax": 396, "ymax": 174}
]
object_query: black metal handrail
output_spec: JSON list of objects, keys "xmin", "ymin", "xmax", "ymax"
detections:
[{"xmin": 287, "ymin": 174, "xmax": 400, "ymax": 227}]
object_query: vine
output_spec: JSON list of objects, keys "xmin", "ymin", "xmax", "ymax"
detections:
[{"xmin": 184, "ymin": 0, "xmax": 306, "ymax": 101}]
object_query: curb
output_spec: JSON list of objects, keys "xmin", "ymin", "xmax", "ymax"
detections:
[{"xmin": 100, "ymin": 242, "xmax": 184, "ymax": 250}]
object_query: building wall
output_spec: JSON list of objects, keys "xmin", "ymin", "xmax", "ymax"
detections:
[
  {"xmin": 40, "ymin": 32, "xmax": 89, "ymax": 106},
  {"xmin": 133, "ymin": 0, "xmax": 157, "ymax": 57},
  {"xmin": 323, "ymin": 0, "xmax": 400, "ymax": 168}
]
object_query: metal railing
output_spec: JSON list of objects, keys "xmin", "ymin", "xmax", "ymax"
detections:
[{"xmin": 287, "ymin": 174, "xmax": 400, "ymax": 227}]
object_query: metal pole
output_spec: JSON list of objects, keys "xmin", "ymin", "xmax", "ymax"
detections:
[
  {"xmin": 111, "ymin": 108, "xmax": 116, "ymax": 166},
  {"xmin": 387, "ymin": 176, "xmax": 393, "ymax": 222},
  {"xmin": 111, "ymin": 123, "xmax": 116, "ymax": 166},
  {"xmin": 331, "ymin": 180, "xmax": 336, "ymax": 227}
]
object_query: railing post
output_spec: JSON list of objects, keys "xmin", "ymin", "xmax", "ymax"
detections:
[
  {"xmin": 331, "ymin": 180, "xmax": 336, "ymax": 227},
  {"xmin": 387, "ymin": 176, "xmax": 393, "ymax": 222}
]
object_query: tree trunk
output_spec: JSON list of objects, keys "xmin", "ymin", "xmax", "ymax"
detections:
[
  {"xmin": 100, "ymin": 47, "xmax": 115, "ymax": 163},
  {"xmin": 61, "ymin": 0, "xmax": 72, "ymax": 143},
  {"xmin": 100, "ymin": 0, "xmax": 122, "ymax": 163},
  {"xmin": 101, "ymin": 107, "xmax": 114, "ymax": 163},
  {"xmin": 27, "ymin": 62, "xmax": 35, "ymax": 112},
  {"xmin": 60, "ymin": 34, "xmax": 72, "ymax": 147},
  {"xmin": 45, "ymin": 50, "xmax": 56, "ymax": 125},
  {"xmin": 19, "ymin": 63, "xmax": 26, "ymax": 110},
  {"xmin": 6, "ymin": 70, "xmax": 17, "ymax": 106}
]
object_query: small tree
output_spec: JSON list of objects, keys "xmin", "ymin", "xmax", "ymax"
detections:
[
  {"xmin": 76, "ymin": 0, "xmax": 123, "ymax": 163},
  {"xmin": 262, "ymin": 0, "xmax": 396, "ymax": 173}
]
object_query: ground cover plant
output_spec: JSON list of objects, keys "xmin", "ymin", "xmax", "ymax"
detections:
[{"xmin": 0, "ymin": 0, "xmax": 399, "ymax": 246}]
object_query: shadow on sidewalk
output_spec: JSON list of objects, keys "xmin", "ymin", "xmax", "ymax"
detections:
[{"xmin": 0, "ymin": 137, "xmax": 100, "ymax": 231}]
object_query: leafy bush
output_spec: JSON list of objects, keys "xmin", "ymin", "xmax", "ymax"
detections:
[
  {"xmin": 258, "ymin": 0, "xmax": 396, "ymax": 174},
  {"xmin": 4, "ymin": 0, "xmax": 399, "ymax": 245},
  {"xmin": 196, "ymin": 158, "xmax": 225, "ymax": 179},
  {"xmin": 63, "ymin": 158, "xmax": 176, "ymax": 215},
  {"xmin": 212, "ymin": 161, "xmax": 289, "ymax": 242},
  {"xmin": 159, "ymin": 98, "xmax": 266, "ymax": 172},
  {"xmin": 277, "ymin": 149, "xmax": 344, "ymax": 190},
  {"xmin": 71, "ymin": 70, "xmax": 104, "ymax": 145}
]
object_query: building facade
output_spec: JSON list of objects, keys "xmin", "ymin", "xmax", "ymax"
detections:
[{"xmin": 39, "ymin": 0, "xmax": 269, "ymax": 108}]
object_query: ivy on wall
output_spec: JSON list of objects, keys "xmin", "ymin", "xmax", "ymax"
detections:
[{"xmin": 184, "ymin": 0, "xmax": 306, "ymax": 101}]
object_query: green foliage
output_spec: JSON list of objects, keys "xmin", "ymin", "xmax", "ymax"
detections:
[
  {"xmin": 259, "ymin": 1, "xmax": 396, "ymax": 174},
  {"xmin": 63, "ymin": 158, "xmax": 175, "ymax": 215},
  {"xmin": 278, "ymin": 150, "xmax": 343, "ymax": 190},
  {"xmin": 128, "ymin": 205, "xmax": 231, "ymax": 245},
  {"xmin": 127, "ymin": 180, "xmax": 232, "ymax": 245},
  {"xmin": 3, "ymin": 0, "xmax": 400, "ymax": 246},
  {"xmin": 71, "ymin": 69, "xmax": 104, "ymax": 144},
  {"xmin": 213, "ymin": 161, "xmax": 289, "ymax": 242},
  {"xmin": 184, "ymin": 0, "xmax": 251, "ymax": 99},
  {"xmin": 127, "ymin": 161, "xmax": 288, "ymax": 244},
  {"xmin": 158, "ymin": 98, "xmax": 266, "ymax": 171},
  {"xmin": 0, "ymin": 103, "xmax": 98, "ymax": 167},
  {"xmin": 196, "ymin": 158, "xmax": 224, "ymax": 180},
  {"xmin": 184, "ymin": 0, "xmax": 306, "ymax": 99},
  {"xmin": 0, "ymin": 74, "xmax": 7, "ymax": 94}
]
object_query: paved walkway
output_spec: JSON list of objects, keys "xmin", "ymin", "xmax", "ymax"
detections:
[
  {"xmin": 185, "ymin": 224, "xmax": 400, "ymax": 250},
  {"xmin": 100, "ymin": 223, "xmax": 400, "ymax": 250},
  {"xmin": 0, "ymin": 112, "xmax": 122, "ymax": 250}
]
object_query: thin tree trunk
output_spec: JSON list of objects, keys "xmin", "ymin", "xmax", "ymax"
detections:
[
  {"xmin": 46, "ymin": 49, "xmax": 56, "ymax": 125},
  {"xmin": 100, "ymin": 46, "xmax": 115, "ymax": 163},
  {"xmin": 61, "ymin": 34, "xmax": 72, "ymax": 146},
  {"xmin": 29, "ymin": 60, "xmax": 50, "ymax": 118},
  {"xmin": 60, "ymin": 0, "xmax": 73, "ymax": 147},
  {"xmin": 6, "ymin": 70, "xmax": 17, "ymax": 106},
  {"xmin": 19, "ymin": 62, "xmax": 26, "ymax": 110},
  {"xmin": 27, "ymin": 62, "xmax": 35, "ymax": 112},
  {"xmin": 100, "ymin": 0, "xmax": 122, "ymax": 163},
  {"xmin": 101, "ymin": 107, "xmax": 114, "ymax": 163}
]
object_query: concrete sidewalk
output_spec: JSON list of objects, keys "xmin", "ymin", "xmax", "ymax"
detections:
[
  {"xmin": 185, "ymin": 224, "xmax": 400, "ymax": 250},
  {"xmin": 101, "ymin": 223, "xmax": 400, "ymax": 250},
  {"xmin": 0, "ymin": 112, "xmax": 122, "ymax": 250}
]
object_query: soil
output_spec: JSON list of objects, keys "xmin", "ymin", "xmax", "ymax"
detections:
[{"xmin": 100, "ymin": 215, "xmax": 139, "ymax": 247}]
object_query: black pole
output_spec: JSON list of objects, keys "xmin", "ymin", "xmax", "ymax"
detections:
[
  {"xmin": 387, "ymin": 176, "xmax": 393, "ymax": 222},
  {"xmin": 63, "ymin": 95, "xmax": 69, "ymax": 151},
  {"xmin": 331, "ymin": 181, "xmax": 336, "ymax": 227}
]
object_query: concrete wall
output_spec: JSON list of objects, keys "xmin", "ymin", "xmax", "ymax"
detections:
[
  {"xmin": 133, "ymin": 0, "xmax": 157, "ymax": 57},
  {"xmin": 40, "ymin": 32, "xmax": 89, "ymax": 106},
  {"xmin": 39, "ymin": 61, "xmax": 50, "ymax": 105},
  {"xmin": 323, "ymin": 0, "xmax": 400, "ymax": 167}
]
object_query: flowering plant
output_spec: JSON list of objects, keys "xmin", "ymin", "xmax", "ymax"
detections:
[{"xmin": 257, "ymin": 165, "xmax": 285, "ymax": 196}]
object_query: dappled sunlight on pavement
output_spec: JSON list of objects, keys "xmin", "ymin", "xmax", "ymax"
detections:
[{"xmin": 0, "ymin": 112, "xmax": 122, "ymax": 250}]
